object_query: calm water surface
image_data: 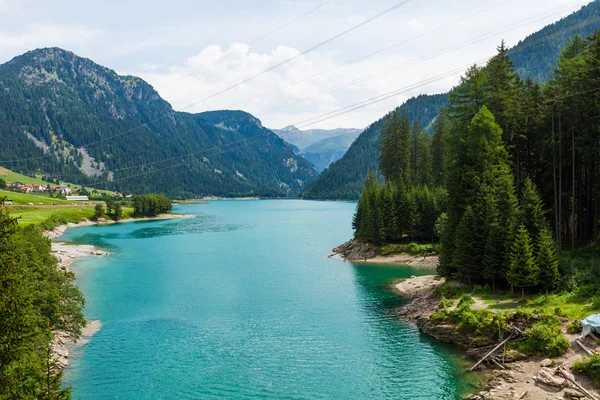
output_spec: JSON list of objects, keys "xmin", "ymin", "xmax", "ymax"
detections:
[{"xmin": 61, "ymin": 200, "xmax": 475, "ymax": 399}]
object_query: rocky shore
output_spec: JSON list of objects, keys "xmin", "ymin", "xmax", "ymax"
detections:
[
  {"xmin": 332, "ymin": 239, "xmax": 439, "ymax": 269},
  {"xmin": 48, "ymin": 213, "xmax": 193, "ymax": 368},
  {"xmin": 393, "ymin": 276, "xmax": 600, "ymax": 400}
]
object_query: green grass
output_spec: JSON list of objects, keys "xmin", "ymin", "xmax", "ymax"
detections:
[
  {"xmin": 477, "ymin": 291, "xmax": 599, "ymax": 321},
  {"xmin": 11, "ymin": 208, "xmax": 95, "ymax": 227},
  {"xmin": 10, "ymin": 206, "xmax": 135, "ymax": 227},
  {"xmin": 435, "ymin": 282, "xmax": 600, "ymax": 321},
  {"xmin": 0, "ymin": 189, "xmax": 73, "ymax": 205},
  {"xmin": 0, "ymin": 166, "xmax": 118, "ymax": 195},
  {"xmin": 0, "ymin": 166, "xmax": 48, "ymax": 185}
]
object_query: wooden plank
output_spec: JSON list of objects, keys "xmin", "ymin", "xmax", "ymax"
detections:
[
  {"xmin": 557, "ymin": 367, "xmax": 599, "ymax": 400},
  {"xmin": 576, "ymin": 339, "xmax": 596, "ymax": 356},
  {"xmin": 470, "ymin": 332, "xmax": 515, "ymax": 371}
]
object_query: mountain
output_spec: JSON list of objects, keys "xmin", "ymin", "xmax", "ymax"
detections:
[
  {"xmin": 511, "ymin": 0, "xmax": 600, "ymax": 82},
  {"xmin": 303, "ymin": 1, "xmax": 600, "ymax": 199},
  {"xmin": 0, "ymin": 48, "xmax": 318, "ymax": 197},
  {"xmin": 272, "ymin": 126, "xmax": 362, "ymax": 172},
  {"xmin": 302, "ymin": 93, "xmax": 449, "ymax": 199}
]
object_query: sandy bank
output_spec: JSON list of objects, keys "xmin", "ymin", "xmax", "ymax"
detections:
[
  {"xmin": 392, "ymin": 277, "xmax": 600, "ymax": 400},
  {"xmin": 332, "ymin": 239, "xmax": 439, "ymax": 269}
]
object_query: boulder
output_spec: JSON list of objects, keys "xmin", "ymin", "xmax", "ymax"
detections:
[{"xmin": 541, "ymin": 358, "xmax": 554, "ymax": 367}]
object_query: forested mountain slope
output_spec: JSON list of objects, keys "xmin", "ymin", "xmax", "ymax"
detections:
[
  {"xmin": 0, "ymin": 48, "xmax": 317, "ymax": 197},
  {"xmin": 511, "ymin": 0, "xmax": 600, "ymax": 82},
  {"xmin": 302, "ymin": 94, "xmax": 449, "ymax": 199},
  {"xmin": 302, "ymin": 1, "xmax": 600, "ymax": 200}
]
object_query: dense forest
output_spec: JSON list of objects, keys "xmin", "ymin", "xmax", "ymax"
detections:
[
  {"xmin": 304, "ymin": 1, "xmax": 600, "ymax": 200},
  {"xmin": 0, "ymin": 48, "xmax": 317, "ymax": 198},
  {"xmin": 354, "ymin": 30, "xmax": 600, "ymax": 296},
  {"xmin": 0, "ymin": 200, "xmax": 85, "ymax": 399}
]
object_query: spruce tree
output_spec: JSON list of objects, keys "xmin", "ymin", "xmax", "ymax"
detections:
[
  {"xmin": 508, "ymin": 224, "xmax": 539, "ymax": 299},
  {"xmin": 537, "ymin": 227, "xmax": 559, "ymax": 297},
  {"xmin": 518, "ymin": 178, "xmax": 547, "ymax": 244},
  {"xmin": 431, "ymin": 108, "xmax": 450, "ymax": 187},
  {"xmin": 453, "ymin": 206, "xmax": 479, "ymax": 285}
]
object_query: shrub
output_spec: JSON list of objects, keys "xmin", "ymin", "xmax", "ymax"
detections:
[
  {"xmin": 458, "ymin": 294, "xmax": 475, "ymax": 309},
  {"xmin": 439, "ymin": 297, "xmax": 454, "ymax": 309},
  {"xmin": 518, "ymin": 323, "xmax": 570, "ymax": 357},
  {"xmin": 40, "ymin": 215, "xmax": 68, "ymax": 231},
  {"xmin": 430, "ymin": 310, "xmax": 448, "ymax": 324},
  {"xmin": 574, "ymin": 355, "xmax": 600, "ymax": 386},
  {"xmin": 567, "ymin": 321, "xmax": 583, "ymax": 334},
  {"xmin": 408, "ymin": 242, "xmax": 422, "ymax": 255}
]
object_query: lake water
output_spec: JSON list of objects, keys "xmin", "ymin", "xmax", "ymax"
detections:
[{"xmin": 61, "ymin": 200, "xmax": 474, "ymax": 399}]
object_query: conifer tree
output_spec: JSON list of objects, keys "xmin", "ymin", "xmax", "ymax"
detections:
[
  {"xmin": 453, "ymin": 206, "xmax": 480, "ymax": 284},
  {"xmin": 431, "ymin": 108, "xmax": 450, "ymax": 187},
  {"xmin": 508, "ymin": 224, "xmax": 539, "ymax": 299},
  {"xmin": 537, "ymin": 227, "xmax": 559, "ymax": 297},
  {"xmin": 519, "ymin": 178, "xmax": 547, "ymax": 244}
]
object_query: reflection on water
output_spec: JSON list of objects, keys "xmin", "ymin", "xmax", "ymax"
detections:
[{"xmin": 130, "ymin": 214, "xmax": 247, "ymax": 239}]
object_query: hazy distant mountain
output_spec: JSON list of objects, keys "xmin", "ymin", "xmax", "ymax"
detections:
[
  {"xmin": 0, "ymin": 48, "xmax": 318, "ymax": 197},
  {"xmin": 273, "ymin": 126, "xmax": 362, "ymax": 172}
]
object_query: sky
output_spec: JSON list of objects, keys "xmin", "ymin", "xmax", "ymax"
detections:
[{"xmin": 0, "ymin": 0, "xmax": 593, "ymax": 129}]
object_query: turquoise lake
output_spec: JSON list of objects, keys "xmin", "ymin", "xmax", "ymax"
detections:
[{"xmin": 61, "ymin": 200, "xmax": 475, "ymax": 399}]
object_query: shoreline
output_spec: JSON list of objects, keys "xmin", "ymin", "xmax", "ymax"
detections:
[
  {"xmin": 48, "ymin": 212, "xmax": 194, "ymax": 369},
  {"xmin": 393, "ymin": 276, "xmax": 600, "ymax": 400},
  {"xmin": 332, "ymin": 239, "xmax": 439, "ymax": 269}
]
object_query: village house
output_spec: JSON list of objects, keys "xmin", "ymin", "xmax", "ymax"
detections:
[
  {"xmin": 20, "ymin": 184, "xmax": 33, "ymax": 193},
  {"xmin": 32, "ymin": 184, "xmax": 47, "ymax": 192}
]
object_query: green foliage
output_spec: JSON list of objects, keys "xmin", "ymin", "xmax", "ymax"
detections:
[
  {"xmin": 92, "ymin": 203, "xmax": 104, "ymax": 221},
  {"xmin": 574, "ymin": 355, "xmax": 600, "ymax": 387},
  {"xmin": 113, "ymin": 202, "xmax": 123, "ymax": 221},
  {"xmin": 0, "ymin": 199, "xmax": 85, "ymax": 398},
  {"xmin": 567, "ymin": 320, "xmax": 583, "ymax": 334},
  {"xmin": 537, "ymin": 227, "xmax": 560, "ymax": 293},
  {"xmin": 302, "ymin": 94, "xmax": 449, "ymax": 200},
  {"xmin": 430, "ymin": 309, "xmax": 449, "ymax": 324},
  {"xmin": 516, "ymin": 322, "xmax": 570, "ymax": 357},
  {"xmin": 508, "ymin": 225, "xmax": 539, "ymax": 297},
  {"xmin": 40, "ymin": 214, "xmax": 68, "ymax": 231},
  {"xmin": 132, "ymin": 193, "xmax": 172, "ymax": 217}
]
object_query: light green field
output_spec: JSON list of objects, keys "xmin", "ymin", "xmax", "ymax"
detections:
[
  {"xmin": 0, "ymin": 166, "xmax": 118, "ymax": 195},
  {"xmin": 9, "ymin": 206, "xmax": 135, "ymax": 227},
  {"xmin": 0, "ymin": 166, "xmax": 48, "ymax": 185},
  {"xmin": 0, "ymin": 189, "xmax": 74, "ymax": 205}
]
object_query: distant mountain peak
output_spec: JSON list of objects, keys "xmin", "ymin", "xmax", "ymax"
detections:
[{"xmin": 279, "ymin": 125, "xmax": 300, "ymax": 133}]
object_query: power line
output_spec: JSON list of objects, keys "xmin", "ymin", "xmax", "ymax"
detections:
[
  {"xmin": 166, "ymin": 0, "xmax": 335, "ymax": 86},
  {"xmin": 222, "ymin": 0, "xmax": 520, "ymax": 111},
  {"xmin": 253, "ymin": 0, "xmax": 586, "ymax": 117},
  {"xmin": 0, "ymin": 0, "xmax": 411, "ymax": 165},
  {"xmin": 37, "ymin": 4, "xmax": 600, "ymax": 184}
]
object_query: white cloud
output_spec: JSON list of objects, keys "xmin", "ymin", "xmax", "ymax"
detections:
[{"xmin": 133, "ymin": 41, "xmax": 461, "ymax": 130}]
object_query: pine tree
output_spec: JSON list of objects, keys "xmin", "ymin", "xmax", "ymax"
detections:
[
  {"xmin": 453, "ymin": 206, "xmax": 479, "ymax": 285},
  {"xmin": 518, "ymin": 178, "xmax": 547, "ymax": 244},
  {"xmin": 537, "ymin": 227, "xmax": 559, "ymax": 297},
  {"xmin": 508, "ymin": 224, "xmax": 539, "ymax": 299},
  {"xmin": 431, "ymin": 108, "xmax": 450, "ymax": 187},
  {"xmin": 378, "ymin": 111, "xmax": 411, "ymax": 184}
]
